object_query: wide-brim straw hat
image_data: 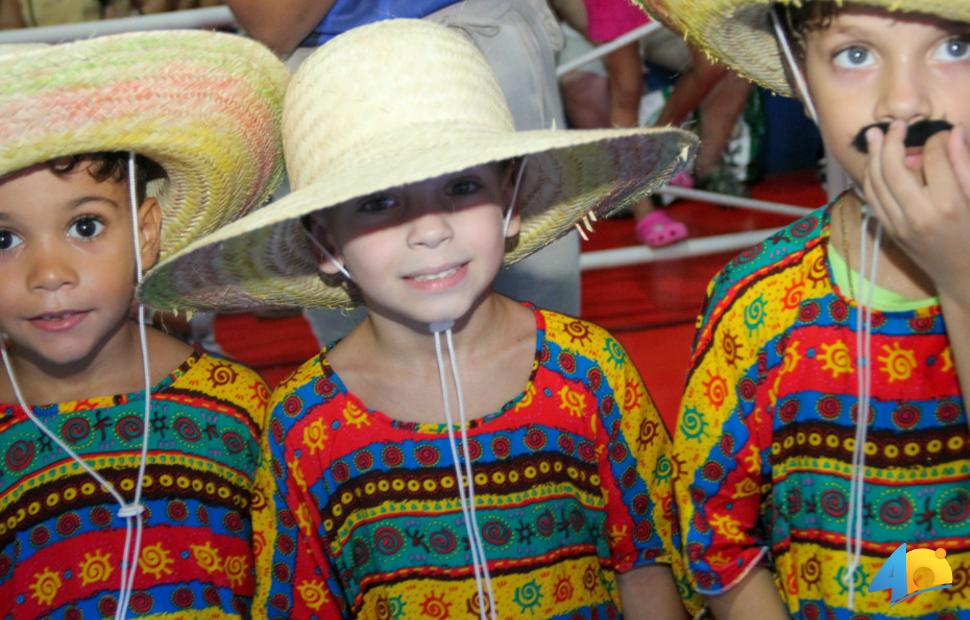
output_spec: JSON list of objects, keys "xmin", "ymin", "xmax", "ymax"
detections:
[
  {"xmin": 139, "ymin": 18, "xmax": 696, "ymax": 311},
  {"xmin": 651, "ymin": 0, "xmax": 970, "ymax": 95},
  {"xmin": 0, "ymin": 30, "xmax": 288, "ymax": 259},
  {"xmin": 632, "ymin": 0, "xmax": 681, "ymax": 31}
]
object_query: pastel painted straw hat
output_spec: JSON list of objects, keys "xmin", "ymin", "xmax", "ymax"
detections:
[
  {"xmin": 0, "ymin": 30, "xmax": 289, "ymax": 259},
  {"xmin": 650, "ymin": 0, "xmax": 970, "ymax": 95},
  {"xmin": 139, "ymin": 18, "xmax": 696, "ymax": 311}
]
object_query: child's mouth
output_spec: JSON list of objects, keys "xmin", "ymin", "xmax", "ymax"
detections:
[
  {"xmin": 411, "ymin": 266, "xmax": 461, "ymax": 281},
  {"xmin": 904, "ymin": 146, "xmax": 925, "ymax": 170},
  {"xmin": 404, "ymin": 263, "xmax": 468, "ymax": 290},
  {"xmin": 28, "ymin": 310, "xmax": 89, "ymax": 332}
]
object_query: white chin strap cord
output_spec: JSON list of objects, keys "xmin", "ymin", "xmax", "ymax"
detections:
[
  {"xmin": 771, "ymin": 10, "xmax": 884, "ymax": 608},
  {"xmin": 502, "ymin": 157, "xmax": 527, "ymax": 239},
  {"xmin": 769, "ymin": 7, "xmax": 819, "ymax": 125},
  {"xmin": 430, "ymin": 321, "xmax": 496, "ymax": 620},
  {"xmin": 846, "ymin": 202, "xmax": 883, "ymax": 608},
  {"xmin": 421, "ymin": 161, "xmax": 527, "ymax": 620},
  {"xmin": 0, "ymin": 152, "xmax": 152, "ymax": 620},
  {"xmin": 304, "ymin": 229, "xmax": 352, "ymax": 281}
]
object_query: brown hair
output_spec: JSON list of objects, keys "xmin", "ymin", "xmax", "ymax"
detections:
[{"xmin": 780, "ymin": 2, "xmax": 842, "ymax": 60}]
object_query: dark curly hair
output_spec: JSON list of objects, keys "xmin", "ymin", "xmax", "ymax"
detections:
[{"xmin": 46, "ymin": 152, "xmax": 164, "ymax": 203}]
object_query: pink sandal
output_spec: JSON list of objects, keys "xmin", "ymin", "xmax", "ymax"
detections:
[{"xmin": 635, "ymin": 210, "xmax": 688, "ymax": 248}]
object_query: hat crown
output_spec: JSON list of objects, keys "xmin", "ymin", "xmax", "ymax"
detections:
[{"xmin": 282, "ymin": 19, "xmax": 515, "ymax": 192}]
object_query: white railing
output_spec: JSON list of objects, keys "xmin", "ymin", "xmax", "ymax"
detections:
[
  {"xmin": 580, "ymin": 227, "xmax": 781, "ymax": 270},
  {"xmin": 556, "ymin": 21, "xmax": 661, "ymax": 77}
]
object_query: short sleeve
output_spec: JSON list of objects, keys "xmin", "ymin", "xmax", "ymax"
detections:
[
  {"xmin": 674, "ymin": 210, "xmax": 835, "ymax": 594},
  {"xmin": 567, "ymin": 321, "xmax": 674, "ymax": 572},
  {"xmin": 252, "ymin": 364, "xmax": 348, "ymax": 619}
]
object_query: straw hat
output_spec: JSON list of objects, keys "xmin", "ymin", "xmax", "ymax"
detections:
[
  {"xmin": 139, "ymin": 18, "xmax": 696, "ymax": 311},
  {"xmin": 653, "ymin": 0, "xmax": 970, "ymax": 95},
  {"xmin": 631, "ymin": 0, "xmax": 680, "ymax": 31},
  {"xmin": 0, "ymin": 30, "xmax": 288, "ymax": 259}
]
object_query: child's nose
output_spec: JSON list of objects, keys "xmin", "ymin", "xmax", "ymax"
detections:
[
  {"xmin": 28, "ymin": 246, "xmax": 78, "ymax": 292},
  {"xmin": 406, "ymin": 205, "xmax": 454, "ymax": 250},
  {"xmin": 876, "ymin": 61, "xmax": 932, "ymax": 124}
]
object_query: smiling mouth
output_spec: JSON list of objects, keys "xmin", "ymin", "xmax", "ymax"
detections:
[
  {"xmin": 28, "ymin": 310, "xmax": 89, "ymax": 331},
  {"xmin": 409, "ymin": 265, "xmax": 463, "ymax": 282},
  {"xmin": 402, "ymin": 263, "xmax": 470, "ymax": 291}
]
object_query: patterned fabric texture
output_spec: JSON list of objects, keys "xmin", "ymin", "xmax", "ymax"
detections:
[
  {"xmin": 253, "ymin": 308, "xmax": 697, "ymax": 618},
  {"xmin": 675, "ymin": 199, "xmax": 970, "ymax": 619},
  {"xmin": 0, "ymin": 352, "xmax": 269, "ymax": 618}
]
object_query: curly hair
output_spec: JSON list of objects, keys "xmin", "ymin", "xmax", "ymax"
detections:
[{"xmin": 46, "ymin": 152, "xmax": 165, "ymax": 203}]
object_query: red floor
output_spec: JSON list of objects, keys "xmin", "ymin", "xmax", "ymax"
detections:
[
  {"xmin": 213, "ymin": 170, "xmax": 827, "ymax": 432},
  {"xmin": 579, "ymin": 169, "xmax": 826, "ymax": 428}
]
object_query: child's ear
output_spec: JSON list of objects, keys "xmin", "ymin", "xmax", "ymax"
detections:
[
  {"xmin": 503, "ymin": 208, "xmax": 522, "ymax": 239},
  {"xmin": 137, "ymin": 197, "xmax": 162, "ymax": 271},
  {"xmin": 306, "ymin": 216, "xmax": 346, "ymax": 275},
  {"xmin": 502, "ymin": 162, "xmax": 523, "ymax": 239}
]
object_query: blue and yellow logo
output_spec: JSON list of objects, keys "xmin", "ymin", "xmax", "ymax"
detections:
[{"xmin": 870, "ymin": 544, "xmax": 953, "ymax": 604}]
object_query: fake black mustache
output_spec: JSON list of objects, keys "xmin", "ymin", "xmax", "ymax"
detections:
[{"xmin": 851, "ymin": 119, "xmax": 954, "ymax": 154}]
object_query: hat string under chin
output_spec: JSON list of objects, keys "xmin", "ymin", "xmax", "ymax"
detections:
[
  {"xmin": 0, "ymin": 153, "xmax": 153, "ymax": 620},
  {"xmin": 845, "ymin": 203, "xmax": 882, "ymax": 609},
  {"xmin": 769, "ymin": 14, "xmax": 879, "ymax": 603},
  {"xmin": 430, "ymin": 321, "xmax": 497, "ymax": 620}
]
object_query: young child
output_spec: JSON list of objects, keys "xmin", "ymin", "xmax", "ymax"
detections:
[
  {"xmin": 0, "ymin": 32, "xmax": 287, "ymax": 617},
  {"xmin": 654, "ymin": 0, "xmax": 970, "ymax": 617},
  {"xmin": 138, "ymin": 18, "xmax": 701, "ymax": 619}
]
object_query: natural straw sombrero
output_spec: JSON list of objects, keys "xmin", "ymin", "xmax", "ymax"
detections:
[
  {"xmin": 631, "ymin": 0, "xmax": 681, "ymax": 31},
  {"xmin": 139, "ymin": 19, "xmax": 696, "ymax": 311},
  {"xmin": 649, "ymin": 0, "xmax": 970, "ymax": 95},
  {"xmin": 0, "ymin": 30, "xmax": 288, "ymax": 259}
]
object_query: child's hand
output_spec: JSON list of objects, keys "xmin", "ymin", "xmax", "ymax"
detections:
[{"xmin": 864, "ymin": 119, "xmax": 970, "ymax": 305}]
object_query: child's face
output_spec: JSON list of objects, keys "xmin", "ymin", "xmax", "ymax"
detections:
[
  {"xmin": 802, "ymin": 5, "xmax": 970, "ymax": 185},
  {"xmin": 0, "ymin": 162, "xmax": 160, "ymax": 370},
  {"xmin": 316, "ymin": 163, "xmax": 520, "ymax": 327}
]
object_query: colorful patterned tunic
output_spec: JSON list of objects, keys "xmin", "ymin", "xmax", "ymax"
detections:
[
  {"xmin": 0, "ymin": 352, "xmax": 269, "ymax": 619},
  {"xmin": 675, "ymin": 201, "xmax": 970, "ymax": 619},
  {"xmin": 253, "ymin": 308, "xmax": 688, "ymax": 618}
]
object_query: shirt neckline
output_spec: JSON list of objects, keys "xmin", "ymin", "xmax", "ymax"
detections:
[
  {"xmin": 2, "ymin": 349, "xmax": 202, "ymax": 413},
  {"xmin": 320, "ymin": 306, "xmax": 544, "ymax": 434}
]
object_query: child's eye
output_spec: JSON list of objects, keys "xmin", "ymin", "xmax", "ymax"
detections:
[
  {"xmin": 833, "ymin": 45, "xmax": 873, "ymax": 68},
  {"xmin": 448, "ymin": 179, "xmax": 483, "ymax": 197},
  {"xmin": 935, "ymin": 37, "xmax": 970, "ymax": 61},
  {"xmin": 357, "ymin": 195, "xmax": 397, "ymax": 214},
  {"xmin": 0, "ymin": 229, "xmax": 23, "ymax": 251},
  {"xmin": 68, "ymin": 217, "xmax": 105, "ymax": 240}
]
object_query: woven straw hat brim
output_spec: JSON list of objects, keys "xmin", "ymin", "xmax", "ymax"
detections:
[
  {"xmin": 631, "ymin": 0, "xmax": 680, "ymax": 31},
  {"xmin": 661, "ymin": 0, "xmax": 970, "ymax": 95},
  {"xmin": 0, "ymin": 30, "xmax": 288, "ymax": 259},
  {"xmin": 139, "ymin": 124, "xmax": 696, "ymax": 311}
]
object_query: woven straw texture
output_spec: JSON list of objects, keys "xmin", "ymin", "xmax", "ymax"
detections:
[
  {"xmin": 631, "ymin": 0, "xmax": 680, "ymax": 31},
  {"xmin": 653, "ymin": 0, "xmax": 970, "ymax": 95},
  {"xmin": 139, "ymin": 19, "xmax": 696, "ymax": 312},
  {"xmin": 0, "ymin": 30, "xmax": 288, "ymax": 259}
]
